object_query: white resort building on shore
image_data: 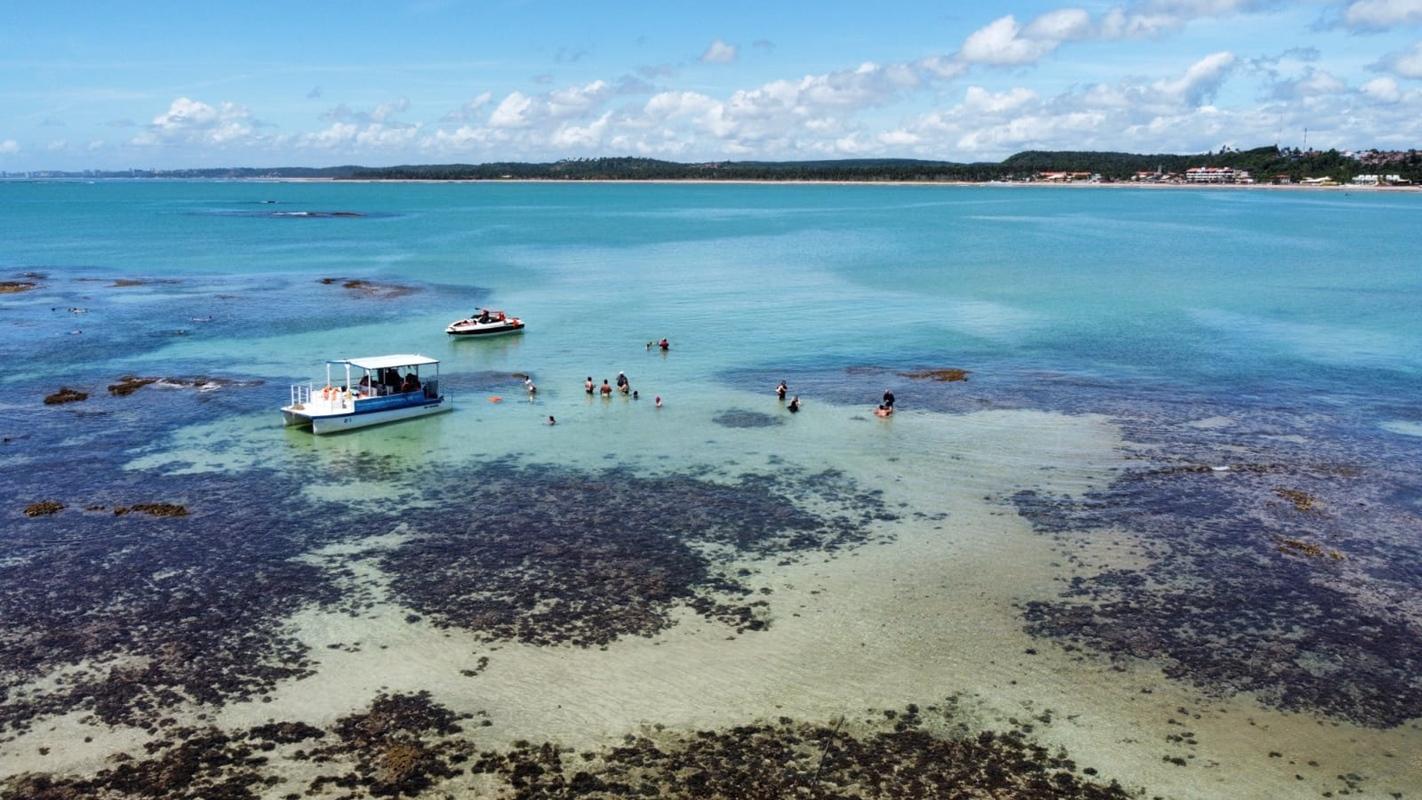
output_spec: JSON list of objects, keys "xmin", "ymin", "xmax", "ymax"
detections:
[
  {"xmin": 1350, "ymin": 174, "xmax": 1411, "ymax": 186},
  {"xmin": 1185, "ymin": 166, "xmax": 1253, "ymax": 184}
]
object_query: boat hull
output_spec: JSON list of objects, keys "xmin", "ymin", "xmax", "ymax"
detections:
[
  {"xmin": 446, "ymin": 323, "xmax": 524, "ymax": 337},
  {"xmin": 282, "ymin": 396, "xmax": 452, "ymax": 434}
]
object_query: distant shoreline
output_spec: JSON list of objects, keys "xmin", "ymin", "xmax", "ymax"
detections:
[
  {"xmin": 235, "ymin": 177, "xmax": 1422, "ymax": 192},
  {"xmin": 4, "ymin": 176, "xmax": 1418, "ymax": 192}
]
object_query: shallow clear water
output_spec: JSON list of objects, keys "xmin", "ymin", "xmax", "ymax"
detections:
[{"xmin": 2, "ymin": 181, "xmax": 1420, "ymax": 799}]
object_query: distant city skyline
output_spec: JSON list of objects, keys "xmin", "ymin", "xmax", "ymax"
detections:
[{"xmin": 3, "ymin": 0, "xmax": 1422, "ymax": 170}]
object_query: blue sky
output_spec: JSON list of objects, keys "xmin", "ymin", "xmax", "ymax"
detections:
[{"xmin": 3, "ymin": 0, "xmax": 1422, "ymax": 169}]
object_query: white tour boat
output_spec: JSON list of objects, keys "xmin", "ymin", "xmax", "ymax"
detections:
[
  {"xmin": 282, "ymin": 354, "xmax": 451, "ymax": 434},
  {"xmin": 446, "ymin": 308, "xmax": 525, "ymax": 337}
]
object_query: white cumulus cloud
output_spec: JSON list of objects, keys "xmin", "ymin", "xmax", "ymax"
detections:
[
  {"xmin": 701, "ymin": 39, "xmax": 738, "ymax": 64},
  {"xmin": 1376, "ymin": 39, "xmax": 1422, "ymax": 77},
  {"xmin": 1342, "ymin": 0, "xmax": 1422, "ymax": 30},
  {"xmin": 0, "ymin": 139, "xmax": 19, "ymax": 154},
  {"xmin": 1362, "ymin": 76, "xmax": 1403, "ymax": 101},
  {"xmin": 132, "ymin": 97, "xmax": 256, "ymax": 146}
]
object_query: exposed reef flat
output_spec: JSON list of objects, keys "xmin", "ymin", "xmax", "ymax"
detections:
[{"xmin": 2, "ymin": 365, "xmax": 898, "ymax": 740}]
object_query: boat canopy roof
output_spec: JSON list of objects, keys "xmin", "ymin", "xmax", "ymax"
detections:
[{"xmin": 333, "ymin": 354, "xmax": 439, "ymax": 370}]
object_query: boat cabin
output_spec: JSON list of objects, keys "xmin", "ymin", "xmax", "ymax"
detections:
[{"xmin": 282, "ymin": 354, "xmax": 451, "ymax": 434}]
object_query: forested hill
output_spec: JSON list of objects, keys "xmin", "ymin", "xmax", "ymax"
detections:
[
  {"xmin": 349, "ymin": 147, "xmax": 1421, "ymax": 182},
  {"xmin": 346, "ymin": 157, "xmax": 1007, "ymax": 182},
  {"xmin": 13, "ymin": 147, "xmax": 1421, "ymax": 182}
]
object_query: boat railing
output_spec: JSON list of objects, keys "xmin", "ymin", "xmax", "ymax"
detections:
[{"xmin": 290, "ymin": 382, "xmax": 312, "ymax": 407}]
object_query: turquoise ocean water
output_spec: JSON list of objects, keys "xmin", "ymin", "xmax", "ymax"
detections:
[{"xmin": 1, "ymin": 181, "xmax": 1420, "ymax": 798}]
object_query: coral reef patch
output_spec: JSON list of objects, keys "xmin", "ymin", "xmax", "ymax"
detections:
[
  {"xmin": 380, "ymin": 464, "xmax": 895, "ymax": 646},
  {"xmin": 319, "ymin": 278, "xmax": 417, "ymax": 299}
]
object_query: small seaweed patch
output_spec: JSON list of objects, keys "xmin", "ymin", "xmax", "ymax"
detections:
[
  {"xmin": 1274, "ymin": 486, "xmax": 1319, "ymax": 513},
  {"xmin": 304, "ymin": 691, "xmax": 474, "ymax": 797},
  {"xmin": 382, "ymin": 464, "xmax": 895, "ymax": 647},
  {"xmin": 711, "ymin": 408, "xmax": 786, "ymax": 429},
  {"xmin": 1276, "ymin": 537, "xmax": 1344, "ymax": 560},
  {"xmin": 0, "ymin": 281, "xmax": 37, "ymax": 294},
  {"xmin": 41, "ymin": 388, "xmax": 87, "ymax": 406}
]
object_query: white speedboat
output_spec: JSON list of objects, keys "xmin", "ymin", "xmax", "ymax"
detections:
[
  {"xmin": 281, "ymin": 354, "xmax": 451, "ymax": 434},
  {"xmin": 446, "ymin": 308, "xmax": 524, "ymax": 337}
]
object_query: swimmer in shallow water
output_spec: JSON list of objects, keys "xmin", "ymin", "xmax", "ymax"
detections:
[
  {"xmin": 600, "ymin": 379, "xmax": 613, "ymax": 396},
  {"xmin": 547, "ymin": 415, "xmax": 556, "ymax": 426},
  {"xmin": 776, "ymin": 380, "xmax": 788, "ymax": 401},
  {"xmin": 788, "ymin": 395, "xmax": 800, "ymax": 413},
  {"xmin": 585, "ymin": 377, "xmax": 594, "ymax": 395},
  {"xmin": 655, "ymin": 395, "xmax": 663, "ymax": 408},
  {"xmin": 616, "ymin": 371, "xmax": 629, "ymax": 394}
]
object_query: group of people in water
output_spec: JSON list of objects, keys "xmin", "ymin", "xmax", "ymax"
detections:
[
  {"xmin": 774, "ymin": 380, "xmax": 801, "ymax": 413},
  {"xmin": 584, "ymin": 371, "xmax": 663, "ymax": 407},
  {"xmin": 535, "ymin": 337, "xmax": 895, "ymax": 427},
  {"xmin": 775, "ymin": 379, "xmax": 893, "ymax": 416}
]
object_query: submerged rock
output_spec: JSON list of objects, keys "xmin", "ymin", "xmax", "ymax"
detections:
[
  {"xmin": 23, "ymin": 501, "xmax": 64, "ymax": 517},
  {"xmin": 898, "ymin": 368, "xmax": 970, "ymax": 382},
  {"xmin": 0, "ymin": 281, "xmax": 37, "ymax": 294},
  {"xmin": 42, "ymin": 387, "xmax": 87, "ymax": 405},
  {"xmin": 107, "ymin": 375, "xmax": 158, "ymax": 396},
  {"xmin": 113, "ymin": 503, "xmax": 189, "ymax": 518}
]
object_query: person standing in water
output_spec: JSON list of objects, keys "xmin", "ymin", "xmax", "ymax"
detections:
[
  {"xmin": 616, "ymin": 372, "xmax": 629, "ymax": 394},
  {"xmin": 882, "ymin": 388, "xmax": 895, "ymax": 410},
  {"xmin": 776, "ymin": 380, "xmax": 788, "ymax": 401},
  {"xmin": 654, "ymin": 395, "xmax": 663, "ymax": 408},
  {"xmin": 788, "ymin": 395, "xmax": 801, "ymax": 413},
  {"xmin": 658, "ymin": 338, "xmax": 669, "ymax": 351},
  {"xmin": 600, "ymin": 379, "xmax": 613, "ymax": 397},
  {"xmin": 585, "ymin": 377, "xmax": 594, "ymax": 395}
]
